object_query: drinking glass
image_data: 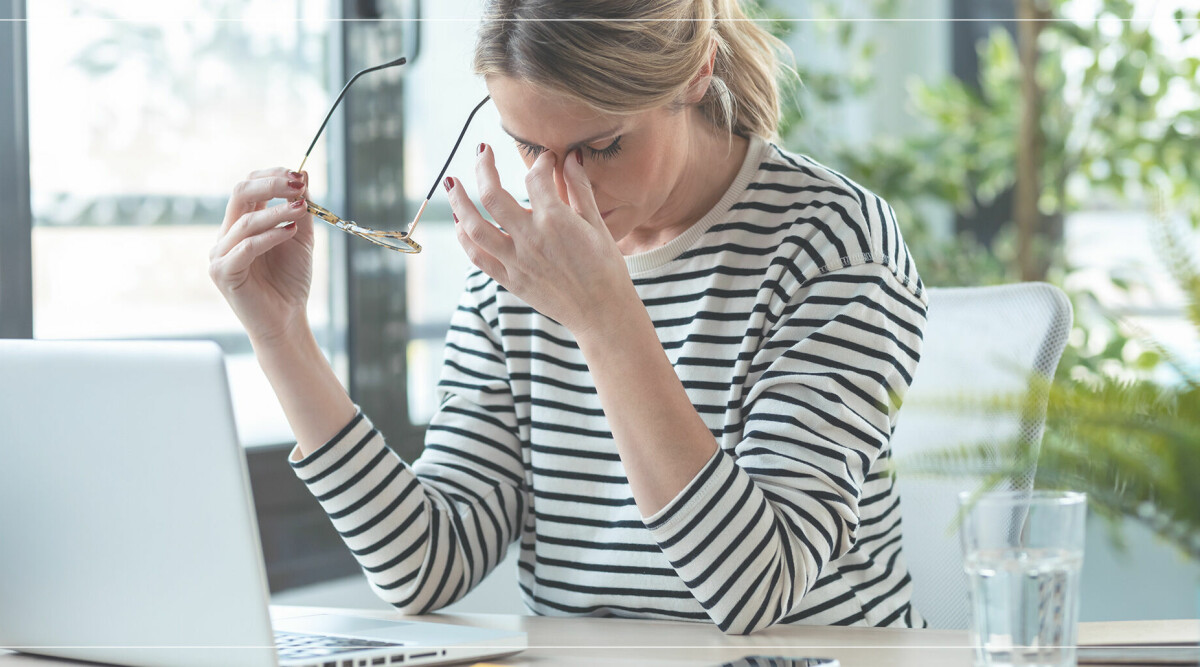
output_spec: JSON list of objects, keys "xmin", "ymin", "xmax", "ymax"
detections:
[{"xmin": 960, "ymin": 490, "xmax": 1087, "ymax": 667}]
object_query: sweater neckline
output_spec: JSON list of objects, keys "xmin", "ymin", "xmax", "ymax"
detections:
[{"xmin": 623, "ymin": 134, "xmax": 768, "ymax": 276}]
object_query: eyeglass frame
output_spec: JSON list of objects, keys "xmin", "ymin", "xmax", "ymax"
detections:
[{"xmin": 297, "ymin": 56, "xmax": 491, "ymax": 254}]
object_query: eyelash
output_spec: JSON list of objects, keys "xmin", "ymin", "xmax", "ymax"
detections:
[{"xmin": 516, "ymin": 136, "xmax": 623, "ymax": 162}]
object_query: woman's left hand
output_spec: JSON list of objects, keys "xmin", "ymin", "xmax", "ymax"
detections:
[{"xmin": 445, "ymin": 145, "xmax": 637, "ymax": 338}]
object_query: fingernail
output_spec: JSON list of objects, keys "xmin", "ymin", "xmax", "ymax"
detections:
[
  {"xmin": 281, "ymin": 221, "xmax": 297, "ymax": 229},
  {"xmin": 477, "ymin": 143, "xmax": 486, "ymax": 156},
  {"xmin": 443, "ymin": 177, "xmax": 454, "ymax": 192},
  {"xmin": 288, "ymin": 171, "xmax": 303, "ymax": 179},
  {"xmin": 288, "ymin": 179, "xmax": 304, "ymax": 190},
  {"xmin": 575, "ymin": 150, "xmax": 583, "ymax": 165},
  {"xmin": 453, "ymin": 213, "xmax": 459, "ymax": 224},
  {"xmin": 290, "ymin": 199, "xmax": 305, "ymax": 209}
]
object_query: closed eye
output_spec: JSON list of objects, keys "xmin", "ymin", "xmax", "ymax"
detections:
[
  {"xmin": 586, "ymin": 136, "xmax": 622, "ymax": 161},
  {"xmin": 515, "ymin": 140, "xmax": 546, "ymax": 159},
  {"xmin": 514, "ymin": 136, "xmax": 623, "ymax": 161}
]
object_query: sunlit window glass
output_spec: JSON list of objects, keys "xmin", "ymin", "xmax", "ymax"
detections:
[{"xmin": 27, "ymin": 0, "xmax": 343, "ymax": 446}]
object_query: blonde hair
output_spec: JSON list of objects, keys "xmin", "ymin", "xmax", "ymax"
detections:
[{"xmin": 473, "ymin": 0, "xmax": 792, "ymax": 140}]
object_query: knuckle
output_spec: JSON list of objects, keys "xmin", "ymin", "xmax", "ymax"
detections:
[
  {"xmin": 478, "ymin": 188, "xmax": 502, "ymax": 213},
  {"xmin": 232, "ymin": 212, "xmax": 253, "ymax": 237},
  {"xmin": 208, "ymin": 258, "xmax": 228, "ymax": 285},
  {"xmin": 233, "ymin": 178, "xmax": 253, "ymax": 199},
  {"xmin": 235, "ymin": 236, "xmax": 257, "ymax": 260}
]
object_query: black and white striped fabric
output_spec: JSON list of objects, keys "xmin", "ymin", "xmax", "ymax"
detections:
[{"xmin": 289, "ymin": 135, "xmax": 929, "ymax": 634}]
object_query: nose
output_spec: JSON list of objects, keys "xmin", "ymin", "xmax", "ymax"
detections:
[{"xmin": 551, "ymin": 153, "xmax": 570, "ymax": 206}]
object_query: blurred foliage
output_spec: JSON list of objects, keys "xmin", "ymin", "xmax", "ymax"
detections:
[
  {"xmin": 64, "ymin": 0, "xmax": 327, "ymax": 176},
  {"xmin": 761, "ymin": 0, "xmax": 1200, "ymax": 385},
  {"xmin": 825, "ymin": 1, "xmax": 1200, "ymax": 276},
  {"xmin": 909, "ymin": 218, "xmax": 1200, "ymax": 560},
  {"xmin": 747, "ymin": 0, "xmax": 899, "ymax": 153}
]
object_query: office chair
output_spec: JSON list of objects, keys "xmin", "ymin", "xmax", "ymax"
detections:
[{"xmin": 890, "ymin": 282, "xmax": 1074, "ymax": 629}]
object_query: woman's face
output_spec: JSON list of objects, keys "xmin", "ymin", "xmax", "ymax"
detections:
[{"xmin": 486, "ymin": 75, "xmax": 697, "ymax": 245}]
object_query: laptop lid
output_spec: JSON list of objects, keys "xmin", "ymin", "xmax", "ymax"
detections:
[{"xmin": 0, "ymin": 339, "xmax": 277, "ymax": 667}]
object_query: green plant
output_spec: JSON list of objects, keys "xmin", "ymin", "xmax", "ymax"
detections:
[
  {"xmin": 910, "ymin": 217, "xmax": 1200, "ymax": 561},
  {"xmin": 771, "ymin": 1, "xmax": 1199, "ymax": 388},
  {"xmin": 823, "ymin": 1, "xmax": 1200, "ymax": 283}
]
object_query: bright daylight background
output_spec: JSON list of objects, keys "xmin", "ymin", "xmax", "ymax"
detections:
[{"xmin": 21, "ymin": 0, "xmax": 1200, "ymax": 619}]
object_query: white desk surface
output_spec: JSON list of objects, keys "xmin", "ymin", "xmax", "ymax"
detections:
[{"xmin": 0, "ymin": 607, "xmax": 1195, "ymax": 667}]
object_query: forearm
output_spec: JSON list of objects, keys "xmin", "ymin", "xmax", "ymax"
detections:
[
  {"xmin": 251, "ymin": 321, "xmax": 356, "ymax": 458},
  {"xmin": 575, "ymin": 293, "xmax": 719, "ymax": 517}
]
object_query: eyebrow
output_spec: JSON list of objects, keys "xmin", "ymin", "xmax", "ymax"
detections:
[{"xmin": 500, "ymin": 124, "xmax": 622, "ymax": 153}]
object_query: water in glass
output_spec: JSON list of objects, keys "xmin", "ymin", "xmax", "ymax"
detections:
[{"xmin": 965, "ymin": 547, "xmax": 1083, "ymax": 667}]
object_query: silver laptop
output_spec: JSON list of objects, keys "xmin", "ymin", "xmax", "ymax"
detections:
[{"xmin": 0, "ymin": 339, "xmax": 526, "ymax": 667}]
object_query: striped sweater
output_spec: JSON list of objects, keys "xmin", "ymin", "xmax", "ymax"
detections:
[{"xmin": 289, "ymin": 135, "xmax": 929, "ymax": 634}]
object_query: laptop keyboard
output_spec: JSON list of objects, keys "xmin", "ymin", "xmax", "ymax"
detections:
[{"xmin": 274, "ymin": 629, "xmax": 406, "ymax": 662}]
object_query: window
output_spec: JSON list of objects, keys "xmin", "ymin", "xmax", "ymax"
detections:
[{"xmin": 25, "ymin": 0, "xmax": 346, "ymax": 446}]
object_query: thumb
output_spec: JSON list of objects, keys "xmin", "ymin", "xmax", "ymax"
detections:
[{"xmin": 564, "ymin": 149, "xmax": 603, "ymax": 227}]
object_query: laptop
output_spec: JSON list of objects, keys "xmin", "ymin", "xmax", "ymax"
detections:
[{"xmin": 0, "ymin": 339, "xmax": 526, "ymax": 667}]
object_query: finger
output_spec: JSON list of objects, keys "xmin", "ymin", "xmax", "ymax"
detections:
[
  {"xmin": 474, "ymin": 143, "xmax": 527, "ymax": 226},
  {"xmin": 455, "ymin": 220, "xmax": 510, "ymax": 287},
  {"xmin": 222, "ymin": 170, "xmax": 308, "ymax": 234},
  {"xmin": 445, "ymin": 176, "xmax": 516, "ymax": 262},
  {"xmin": 213, "ymin": 198, "xmax": 309, "ymax": 260},
  {"xmin": 563, "ymin": 149, "xmax": 603, "ymax": 227},
  {"xmin": 243, "ymin": 167, "xmax": 309, "ymax": 193},
  {"xmin": 209, "ymin": 223, "xmax": 299, "ymax": 290},
  {"xmin": 523, "ymin": 150, "xmax": 563, "ymax": 213}
]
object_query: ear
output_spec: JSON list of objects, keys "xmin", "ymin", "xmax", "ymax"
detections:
[{"xmin": 684, "ymin": 39, "xmax": 719, "ymax": 104}]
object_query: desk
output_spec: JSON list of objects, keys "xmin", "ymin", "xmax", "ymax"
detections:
[{"xmin": 0, "ymin": 607, "xmax": 1195, "ymax": 667}]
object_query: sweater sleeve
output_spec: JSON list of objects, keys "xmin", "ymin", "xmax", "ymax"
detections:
[
  {"xmin": 288, "ymin": 274, "xmax": 525, "ymax": 614},
  {"xmin": 642, "ymin": 261, "xmax": 927, "ymax": 634}
]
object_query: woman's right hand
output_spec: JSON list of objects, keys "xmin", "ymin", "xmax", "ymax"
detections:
[{"xmin": 209, "ymin": 167, "xmax": 315, "ymax": 347}]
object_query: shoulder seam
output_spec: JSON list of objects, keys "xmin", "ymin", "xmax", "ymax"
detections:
[{"xmin": 802, "ymin": 254, "xmax": 926, "ymax": 301}]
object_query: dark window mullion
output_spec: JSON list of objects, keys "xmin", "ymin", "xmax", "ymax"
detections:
[
  {"xmin": 0, "ymin": 0, "xmax": 32, "ymax": 340},
  {"xmin": 340, "ymin": 0, "xmax": 426, "ymax": 462},
  {"xmin": 951, "ymin": 0, "xmax": 1017, "ymax": 247}
]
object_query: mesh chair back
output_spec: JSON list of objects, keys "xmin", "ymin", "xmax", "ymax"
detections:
[{"xmin": 891, "ymin": 283, "xmax": 1073, "ymax": 629}]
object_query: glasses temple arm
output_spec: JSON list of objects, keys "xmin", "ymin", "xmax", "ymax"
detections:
[
  {"xmin": 407, "ymin": 94, "xmax": 492, "ymax": 237},
  {"xmin": 298, "ymin": 55, "xmax": 408, "ymax": 171}
]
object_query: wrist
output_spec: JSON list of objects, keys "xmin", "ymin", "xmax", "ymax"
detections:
[
  {"xmin": 248, "ymin": 313, "xmax": 314, "ymax": 356},
  {"xmin": 574, "ymin": 287, "xmax": 653, "ymax": 354}
]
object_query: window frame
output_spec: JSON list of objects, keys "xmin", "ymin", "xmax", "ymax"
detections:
[
  {"xmin": 2, "ymin": 0, "xmax": 429, "ymax": 593},
  {"xmin": 0, "ymin": 0, "xmax": 32, "ymax": 340}
]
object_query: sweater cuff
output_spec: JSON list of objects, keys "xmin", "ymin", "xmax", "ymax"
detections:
[
  {"xmin": 287, "ymin": 409, "xmax": 372, "ymax": 483},
  {"xmin": 643, "ymin": 447, "xmax": 729, "ymax": 531}
]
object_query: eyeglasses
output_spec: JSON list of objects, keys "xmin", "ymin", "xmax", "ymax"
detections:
[{"xmin": 298, "ymin": 56, "xmax": 491, "ymax": 254}]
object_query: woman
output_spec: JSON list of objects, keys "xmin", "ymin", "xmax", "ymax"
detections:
[{"xmin": 210, "ymin": 0, "xmax": 928, "ymax": 634}]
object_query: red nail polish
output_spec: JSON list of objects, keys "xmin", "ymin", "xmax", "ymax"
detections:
[
  {"xmin": 443, "ymin": 177, "xmax": 454, "ymax": 191},
  {"xmin": 288, "ymin": 179, "xmax": 304, "ymax": 190},
  {"xmin": 287, "ymin": 171, "xmax": 303, "ymax": 179},
  {"xmin": 477, "ymin": 143, "xmax": 486, "ymax": 155},
  {"xmin": 453, "ymin": 213, "xmax": 459, "ymax": 224},
  {"xmin": 575, "ymin": 150, "xmax": 583, "ymax": 165},
  {"xmin": 290, "ymin": 199, "xmax": 305, "ymax": 209},
  {"xmin": 281, "ymin": 221, "xmax": 297, "ymax": 229}
]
